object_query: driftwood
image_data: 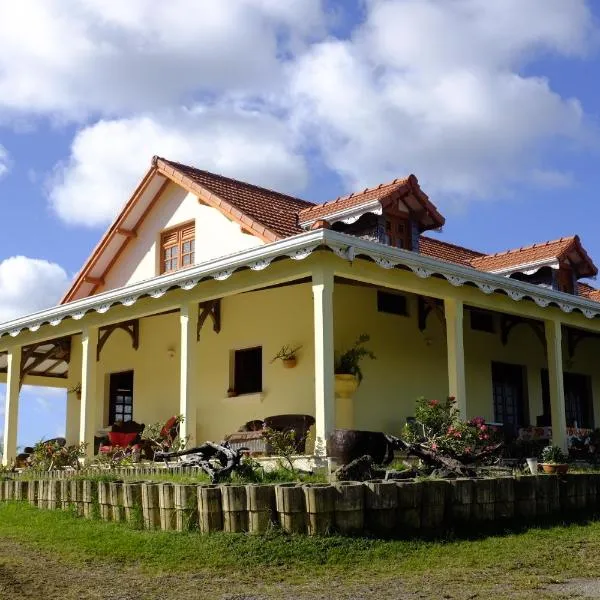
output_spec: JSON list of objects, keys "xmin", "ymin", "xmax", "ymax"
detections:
[
  {"xmin": 386, "ymin": 435, "xmax": 503, "ymax": 478},
  {"xmin": 155, "ymin": 441, "xmax": 250, "ymax": 483}
]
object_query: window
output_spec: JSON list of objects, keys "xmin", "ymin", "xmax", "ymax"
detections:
[
  {"xmin": 160, "ymin": 222, "xmax": 195, "ymax": 274},
  {"xmin": 377, "ymin": 291, "xmax": 408, "ymax": 316},
  {"xmin": 233, "ymin": 347, "xmax": 262, "ymax": 395},
  {"xmin": 383, "ymin": 217, "xmax": 411, "ymax": 250},
  {"xmin": 470, "ymin": 309, "xmax": 495, "ymax": 333},
  {"xmin": 492, "ymin": 362, "xmax": 527, "ymax": 435},
  {"xmin": 109, "ymin": 371, "xmax": 134, "ymax": 425}
]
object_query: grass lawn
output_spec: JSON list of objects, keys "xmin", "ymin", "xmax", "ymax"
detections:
[{"xmin": 0, "ymin": 501, "xmax": 598, "ymax": 599}]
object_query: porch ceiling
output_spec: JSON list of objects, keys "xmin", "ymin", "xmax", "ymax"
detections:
[
  {"xmin": 0, "ymin": 336, "xmax": 70, "ymax": 378},
  {"xmin": 1, "ymin": 230, "xmax": 600, "ymax": 344}
]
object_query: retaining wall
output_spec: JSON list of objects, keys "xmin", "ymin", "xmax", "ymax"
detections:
[{"xmin": 2, "ymin": 474, "xmax": 599, "ymax": 537}]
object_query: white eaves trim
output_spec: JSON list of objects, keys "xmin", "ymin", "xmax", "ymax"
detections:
[
  {"xmin": 299, "ymin": 200, "xmax": 382, "ymax": 228},
  {"xmin": 1, "ymin": 229, "xmax": 600, "ymax": 340},
  {"xmin": 488, "ymin": 258, "xmax": 560, "ymax": 276}
]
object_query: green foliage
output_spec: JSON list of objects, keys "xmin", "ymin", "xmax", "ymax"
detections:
[
  {"xmin": 262, "ymin": 427, "xmax": 300, "ymax": 475},
  {"xmin": 403, "ymin": 396, "xmax": 499, "ymax": 460},
  {"xmin": 541, "ymin": 445, "xmax": 568, "ymax": 464},
  {"xmin": 141, "ymin": 414, "xmax": 188, "ymax": 455},
  {"xmin": 28, "ymin": 440, "xmax": 87, "ymax": 471},
  {"xmin": 334, "ymin": 333, "xmax": 376, "ymax": 383},
  {"xmin": 270, "ymin": 344, "xmax": 302, "ymax": 362}
]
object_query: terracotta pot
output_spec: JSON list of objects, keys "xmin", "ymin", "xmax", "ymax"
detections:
[
  {"xmin": 541, "ymin": 463, "xmax": 569, "ymax": 475},
  {"xmin": 282, "ymin": 357, "xmax": 297, "ymax": 369},
  {"xmin": 334, "ymin": 374, "xmax": 359, "ymax": 399},
  {"xmin": 327, "ymin": 429, "xmax": 393, "ymax": 465}
]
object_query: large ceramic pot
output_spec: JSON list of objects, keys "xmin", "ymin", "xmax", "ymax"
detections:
[
  {"xmin": 327, "ymin": 429, "xmax": 393, "ymax": 466},
  {"xmin": 334, "ymin": 374, "xmax": 359, "ymax": 429},
  {"xmin": 541, "ymin": 463, "xmax": 569, "ymax": 475},
  {"xmin": 334, "ymin": 374, "xmax": 359, "ymax": 398}
]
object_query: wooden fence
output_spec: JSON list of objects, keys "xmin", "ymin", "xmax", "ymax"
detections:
[{"xmin": 1, "ymin": 474, "xmax": 599, "ymax": 537}]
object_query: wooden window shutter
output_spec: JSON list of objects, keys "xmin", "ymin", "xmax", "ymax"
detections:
[{"xmin": 160, "ymin": 222, "xmax": 196, "ymax": 274}]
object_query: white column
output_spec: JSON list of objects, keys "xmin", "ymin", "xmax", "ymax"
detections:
[
  {"xmin": 545, "ymin": 319, "xmax": 567, "ymax": 452},
  {"xmin": 2, "ymin": 347, "xmax": 22, "ymax": 466},
  {"xmin": 312, "ymin": 267, "xmax": 335, "ymax": 456},
  {"xmin": 65, "ymin": 334, "xmax": 82, "ymax": 445},
  {"xmin": 79, "ymin": 326, "xmax": 99, "ymax": 459},
  {"xmin": 444, "ymin": 297, "xmax": 467, "ymax": 418},
  {"xmin": 179, "ymin": 302, "xmax": 198, "ymax": 448}
]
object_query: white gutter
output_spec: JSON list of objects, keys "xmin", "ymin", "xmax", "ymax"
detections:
[{"xmin": 1, "ymin": 229, "xmax": 599, "ymax": 340}]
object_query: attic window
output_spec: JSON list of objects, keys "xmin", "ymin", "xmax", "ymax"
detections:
[
  {"xmin": 384, "ymin": 217, "xmax": 411, "ymax": 250},
  {"xmin": 160, "ymin": 222, "xmax": 195, "ymax": 274}
]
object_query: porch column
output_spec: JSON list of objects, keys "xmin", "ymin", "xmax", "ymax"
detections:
[
  {"xmin": 312, "ymin": 267, "xmax": 335, "ymax": 456},
  {"xmin": 545, "ymin": 319, "xmax": 567, "ymax": 452},
  {"xmin": 179, "ymin": 302, "xmax": 198, "ymax": 448},
  {"xmin": 65, "ymin": 334, "xmax": 82, "ymax": 445},
  {"xmin": 2, "ymin": 347, "xmax": 22, "ymax": 465},
  {"xmin": 444, "ymin": 297, "xmax": 467, "ymax": 418},
  {"xmin": 79, "ymin": 326, "xmax": 99, "ymax": 459}
]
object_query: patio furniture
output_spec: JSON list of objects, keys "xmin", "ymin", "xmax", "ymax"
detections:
[
  {"xmin": 224, "ymin": 414, "xmax": 315, "ymax": 455},
  {"xmin": 98, "ymin": 421, "xmax": 145, "ymax": 455}
]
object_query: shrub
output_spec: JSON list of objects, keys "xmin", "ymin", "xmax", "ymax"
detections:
[
  {"xmin": 403, "ymin": 396, "xmax": 499, "ymax": 461},
  {"xmin": 28, "ymin": 440, "xmax": 87, "ymax": 471}
]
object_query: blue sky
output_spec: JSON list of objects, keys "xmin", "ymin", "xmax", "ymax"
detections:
[{"xmin": 0, "ymin": 0, "xmax": 599, "ymax": 447}]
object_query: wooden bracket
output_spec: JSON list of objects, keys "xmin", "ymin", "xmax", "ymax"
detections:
[
  {"xmin": 20, "ymin": 337, "xmax": 71, "ymax": 382},
  {"xmin": 97, "ymin": 320, "xmax": 139, "ymax": 361},
  {"xmin": 197, "ymin": 299, "xmax": 221, "ymax": 341},
  {"xmin": 418, "ymin": 296, "xmax": 445, "ymax": 332},
  {"xmin": 566, "ymin": 327, "xmax": 600, "ymax": 359},
  {"xmin": 500, "ymin": 315, "xmax": 546, "ymax": 353}
]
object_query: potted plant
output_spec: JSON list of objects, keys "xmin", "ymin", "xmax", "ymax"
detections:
[
  {"xmin": 334, "ymin": 334, "xmax": 376, "ymax": 399},
  {"xmin": 540, "ymin": 445, "xmax": 569, "ymax": 474},
  {"xmin": 270, "ymin": 344, "xmax": 302, "ymax": 369}
]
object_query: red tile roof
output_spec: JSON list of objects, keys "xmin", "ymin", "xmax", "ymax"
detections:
[
  {"xmin": 297, "ymin": 174, "xmax": 445, "ymax": 231},
  {"xmin": 159, "ymin": 158, "xmax": 314, "ymax": 239},
  {"xmin": 470, "ymin": 236, "xmax": 597, "ymax": 278},
  {"xmin": 419, "ymin": 236, "xmax": 485, "ymax": 266},
  {"xmin": 298, "ymin": 178, "xmax": 410, "ymax": 222}
]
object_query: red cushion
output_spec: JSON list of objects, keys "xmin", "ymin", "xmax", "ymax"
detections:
[
  {"xmin": 108, "ymin": 431, "xmax": 138, "ymax": 447},
  {"xmin": 160, "ymin": 417, "xmax": 178, "ymax": 439}
]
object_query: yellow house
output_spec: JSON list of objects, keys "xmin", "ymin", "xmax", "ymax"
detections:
[{"xmin": 2, "ymin": 156, "xmax": 600, "ymax": 464}]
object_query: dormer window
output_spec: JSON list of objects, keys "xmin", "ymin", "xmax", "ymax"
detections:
[
  {"xmin": 160, "ymin": 222, "xmax": 195, "ymax": 274},
  {"xmin": 384, "ymin": 217, "xmax": 411, "ymax": 250}
]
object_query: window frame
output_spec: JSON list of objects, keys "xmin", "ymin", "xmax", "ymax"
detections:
[
  {"xmin": 231, "ymin": 346, "xmax": 263, "ymax": 396},
  {"xmin": 159, "ymin": 221, "xmax": 195, "ymax": 275},
  {"xmin": 377, "ymin": 290, "xmax": 409, "ymax": 316},
  {"xmin": 108, "ymin": 370, "xmax": 134, "ymax": 426},
  {"xmin": 383, "ymin": 216, "xmax": 412, "ymax": 250}
]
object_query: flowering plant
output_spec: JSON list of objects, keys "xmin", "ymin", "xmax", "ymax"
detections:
[
  {"xmin": 403, "ymin": 396, "xmax": 498, "ymax": 461},
  {"xmin": 28, "ymin": 440, "xmax": 87, "ymax": 471}
]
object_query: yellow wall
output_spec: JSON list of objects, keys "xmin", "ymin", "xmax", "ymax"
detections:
[
  {"xmin": 100, "ymin": 182, "xmax": 263, "ymax": 293},
  {"xmin": 334, "ymin": 283, "xmax": 448, "ymax": 434},
  {"xmin": 86, "ymin": 280, "xmax": 600, "ymax": 446}
]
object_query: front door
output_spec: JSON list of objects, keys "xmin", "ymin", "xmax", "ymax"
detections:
[
  {"xmin": 541, "ymin": 370, "xmax": 593, "ymax": 429},
  {"xmin": 492, "ymin": 362, "xmax": 527, "ymax": 435},
  {"xmin": 109, "ymin": 371, "xmax": 134, "ymax": 425}
]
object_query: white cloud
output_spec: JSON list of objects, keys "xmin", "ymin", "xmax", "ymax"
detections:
[
  {"xmin": 289, "ymin": 0, "xmax": 594, "ymax": 202},
  {"xmin": 47, "ymin": 104, "xmax": 309, "ymax": 227},
  {"xmin": 0, "ymin": 0, "xmax": 325, "ymax": 120},
  {"xmin": 0, "ymin": 256, "xmax": 69, "ymax": 322},
  {"xmin": 0, "ymin": 144, "xmax": 11, "ymax": 179}
]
